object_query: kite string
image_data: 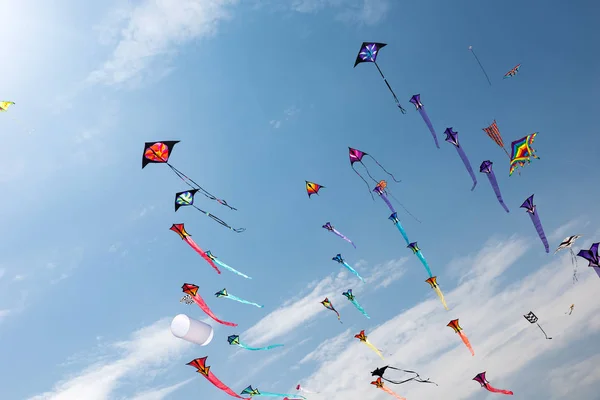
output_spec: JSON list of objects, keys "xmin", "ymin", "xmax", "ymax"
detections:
[
  {"xmin": 367, "ymin": 155, "xmax": 402, "ymax": 183},
  {"xmin": 469, "ymin": 47, "xmax": 492, "ymax": 86},
  {"xmin": 352, "ymin": 165, "xmax": 375, "ymax": 200},
  {"xmin": 191, "ymin": 204, "xmax": 245, "ymax": 233},
  {"xmin": 373, "ymin": 61, "xmax": 407, "ymax": 114},
  {"xmin": 387, "ymin": 189, "xmax": 422, "ymax": 224}
]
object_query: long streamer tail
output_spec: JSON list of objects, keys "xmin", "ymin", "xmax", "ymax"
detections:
[
  {"xmin": 487, "ymin": 173, "xmax": 510, "ymax": 213},
  {"xmin": 351, "ymin": 299, "xmax": 370, "ymax": 318},
  {"xmin": 485, "ymin": 384, "xmax": 514, "ymax": 395},
  {"xmin": 432, "ymin": 286, "xmax": 449, "ymax": 310},
  {"xmin": 342, "ymin": 261, "xmax": 365, "ymax": 283},
  {"xmin": 206, "ymin": 372, "xmax": 246, "ymax": 399},
  {"xmin": 456, "ymin": 147, "xmax": 478, "ymax": 191},
  {"xmin": 185, "ymin": 238, "xmax": 221, "ymax": 274},
  {"xmin": 380, "ymin": 192, "xmax": 397, "ymax": 214},
  {"xmin": 261, "ymin": 392, "xmax": 305, "ymax": 399},
  {"xmin": 393, "ymin": 221, "xmax": 410, "ymax": 245},
  {"xmin": 365, "ymin": 341, "xmax": 385, "ymax": 360},
  {"xmin": 239, "ymin": 342, "xmax": 284, "ymax": 351},
  {"xmin": 213, "ymin": 259, "xmax": 252, "ymax": 279},
  {"xmin": 334, "ymin": 310, "xmax": 343, "ymax": 324},
  {"xmin": 191, "ymin": 205, "xmax": 245, "ymax": 233},
  {"xmin": 418, "ymin": 108, "xmax": 440, "ymax": 149},
  {"xmin": 333, "ymin": 229, "xmax": 356, "ymax": 248},
  {"xmin": 536, "ymin": 323, "xmax": 552, "ymax": 339},
  {"xmin": 192, "ymin": 295, "xmax": 237, "ymax": 326},
  {"xmin": 381, "ymin": 386, "xmax": 406, "ymax": 400},
  {"xmin": 458, "ymin": 331, "xmax": 475, "ymax": 355},
  {"xmin": 530, "ymin": 213, "xmax": 550, "ymax": 253},
  {"xmin": 416, "ymin": 251, "xmax": 433, "ymax": 278},
  {"xmin": 469, "ymin": 47, "xmax": 492, "ymax": 86},
  {"xmin": 226, "ymin": 294, "xmax": 263, "ymax": 308}
]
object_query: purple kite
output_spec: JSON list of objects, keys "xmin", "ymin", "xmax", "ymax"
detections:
[
  {"xmin": 520, "ymin": 195, "xmax": 549, "ymax": 253},
  {"xmin": 323, "ymin": 222, "xmax": 356, "ymax": 249},
  {"xmin": 479, "ymin": 160, "xmax": 509, "ymax": 213},
  {"xmin": 444, "ymin": 128, "xmax": 477, "ymax": 191},
  {"xmin": 349, "ymin": 147, "xmax": 400, "ymax": 198},
  {"xmin": 409, "ymin": 94, "xmax": 440, "ymax": 148},
  {"xmin": 577, "ymin": 243, "xmax": 600, "ymax": 278},
  {"xmin": 373, "ymin": 180, "xmax": 395, "ymax": 214}
]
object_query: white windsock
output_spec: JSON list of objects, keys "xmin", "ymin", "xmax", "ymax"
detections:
[{"xmin": 170, "ymin": 314, "xmax": 214, "ymax": 346}]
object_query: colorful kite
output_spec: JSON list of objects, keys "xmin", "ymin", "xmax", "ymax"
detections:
[
  {"xmin": 349, "ymin": 147, "xmax": 400, "ymax": 197},
  {"xmin": 373, "ymin": 180, "xmax": 396, "ymax": 213},
  {"xmin": 321, "ymin": 297, "xmax": 342, "ymax": 323},
  {"xmin": 333, "ymin": 254, "xmax": 365, "ymax": 283},
  {"xmin": 371, "ymin": 378, "xmax": 406, "ymax": 400},
  {"xmin": 241, "ymin": 386, "xmax": 305, "ymax": 399},
  {"xmin": 409, "ymin": 94, "xmax": 440, "ymax": 148},
  {"xmin": 473, "ymin": 372, "xmax": 514, "ymax": 396},
  {"xmin": 371, "ymin": 366, "xmax": 438, "ymax": 386},
  {"xmin": 342, "ymin": 289, "xmax": 370, "ymax": 318},
  {"xmin": 296, "ymin": 385, "xmax": 318, "ymax": 394},
  {"xmin": 227, "ymin": 335, "xmax": 283, "ymax": 351},
  {"xmin": 0, "ymin": 101, "xmax": 14, "ymax": 112},
  {"xmin": 408, "ymin": 242, "xmax": 433, "ymax": 278},
  {"xmin": 520, "ymin": 195, "xmax": 550, "ymax": 253},
  {"xmin": 142, "ymin": 141, "xmax": 236, "ymax": 209},
  {"xmin": 323, "ymin": 222, "xmax": 356, "ymax": 248},
  {"xmin": 509, "ymin": 133, "xmax": 540, "ymax": 176},
  {"xmin": 355, "ymin": 330, "xmax": 384, "ymax": 360},
  {"xmin": 444, "ymin": 128, "xmax": 478, "ymax": 191},
  {"xmin": 523, "ymin": 311, "xmax": 552, "ymax": 339},
  {"xmin": 482, "ymin": 120, "xmax": 511, "ymax": 158},
  {"xmin": 174, "ymin": 190, "xmax": 245, "ymax": 233},
  {"xmin": 479, "ymin": 160, "xmax": 510, "ymax": 213},
  {"xmin": 389, "ymin": 212, "xmax": 410, "ymax": 245},
  {"xmin": 170, "ymin": 224, "xmax": 220, "ymax": 274},
  {"xmin": 555, "ymin": 235, "xmax": 583, "ymax": 282},
  {"xmin": 305, "ymin": 181, "xmax": 324, "ymax": 198},
  {"xmin": 426, "ymin": 276, "xmax": 448, "ymax": 310},
  {"xmin": 215, "ymin": 288, "xmax": 263, "ymax": 308},
  {"xmin": 180, "ymin": 283, "xmax": 237, "ymax": 326},
  {"xmin": 354, "ymin": 42, "xmax": 407, "ymax": 113},
  {"xmin": 577, "ymin": 242, "xmax": 600, "ymax": 278},
  {"xmin": 447, "ymin": 319, "xmax": 474, "ymax": 356},
  {"xmin": 187, "ymin": 357, "xmax": 249, "ymax": 399},
  {"xmin": 206, "ymin": 251, "xmax": 252, "ymax": 279},
  {"xmin": 468, "ymin": 45, "xmax": 492, "ymax": 86},
  {"xmin": 566, "ymin": 304, "xmax": 575, "ymax": 315},
  {"xmin": 503, "ymin": 64, "xmax": 521, "ymax": 79}
]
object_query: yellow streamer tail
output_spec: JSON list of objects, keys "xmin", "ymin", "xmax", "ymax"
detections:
[
  {"xmin": 365, "ymin": 340, "xmax": 385, "ymax": 360},
  {"xmin": 433, "ymin": 286, "xmax": 449, "ymax": 310}
]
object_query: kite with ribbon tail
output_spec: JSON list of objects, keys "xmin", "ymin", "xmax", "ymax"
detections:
[
  {"xmin": 215, "ymin": 288, "xmax": 263, "ymax": 308},
  {"xmin": 480, "ymin": 160, "xmax": 510, "ymax": 213},
  {"xmin": 473, "ymin": 372, "xmax": 514, "ymax": 396},
  {"xmin": 509, "ymin": 133, "xmax": 540, "ymax": 176},
  {"xmin": 371, "ymin": 366, "xmax": 438, "ymax": 386},
  {"xmin": 170, "ymin": 224, "xmax": 220, "ymax": 274},
  {"xmin": 409, "ymin": 94, "xmax": 440, "ymax": 148},
  {"xmin": 520, "ymin": 195, "xmax": 550, "ymax": 253},
  {"xmin": 174, "ymin": 190, "xmax": 245, "ymax": 233},
  {"xmin": 577, "ymin": 242, "xmax": 600, "ymax": 278},
  {"xmin": 348, "ymin": 147, "xmax": 401, "ymax": 198},
  {"xmin": 389, "ymin": 213, "xmax": 410, "ymax": 245},
  {"xmin": 371, "ymin": 378, "xmax": 406, "ymax": 400},
  {"xmin": 482, "ymin": 120, "xmax": 511, "ymax": 159},
  {"xmin": 333, "ymin": 254, "xmax": 364, "ymax": 282},
  {"xmin": 408, "ymin": 242, "xmax": 433, "ymax": 278},
  {"xmin": 321, "ymin": 297, "xmax": 342, "ymax": 323},
  {"xmin": 523, "ymin": 311, "xmax": 552, "ymax": 339},
  {"xmin": 305, "ymin": 181, "xmax": 324, "ymax": 198},
  {"xmin": 555, "ymin": 235, "xmax": 583, "ymax": 282},
  {"xmin": 323, "ymin": 222, "xmax": 356, "ymax": 248},
  {"xmin": 447, "ymin": 319, "xmax": 475, "ymax": 356},
  {"xmin": 206, "ymin": 251, "xmax": 252, "ymax": 279},
  {"xmin": 444, "ymin": 128, "xmax": 477, "ymax": 191},
  {"xmin": 426, "ymin": 276, "xmax": 448, "ymax": 310},
  {"xmin": 187, "ymin": 357, "xmax": 250, "ymax": 399},
  {"xmin": 354, "ymin": 42, "xmax": 407, "ymax": 113},
  {"xmin": 227, "ymin": 335, "xmax": 283, "ymax": 351},
  {"xmin": 241, "ymin": 386, "xmax": 305, "ymax": 399},
  {"xmin": 355, "ymin": 330, "xmax": 384, "ymax": 360},
  {"xmin": 180, "ymin": 283, "xmax": 237, "ymax": 327},
  {"xmin": 342, "ymin": 289, "xmax": 370, "ymax": 318},
  {"xmin": 142, "ymin": 141, "xmax": 236, "ymax": 209}
]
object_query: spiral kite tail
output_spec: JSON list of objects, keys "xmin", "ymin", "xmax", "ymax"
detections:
[
  {"xmin": 488, "ymin": 172, "xmax": 510, "ymax": 213},
  {"xmin": 529, "ymin": 212, "xmax": 550, "ymax": 253},
  {"xmin": 456, "ymin": 146, "xmax": 478, "ymax": 191},
  {"xmin": 193, "ymin": 295, "xmax": 237, "ymax": 327},
  {"xmin": 418, "ymin": 108, "xmax": 440, "ymax": 149},
  {"xmin": 458, "ymin": 331, "xmax": 475, "ymax": 356}
]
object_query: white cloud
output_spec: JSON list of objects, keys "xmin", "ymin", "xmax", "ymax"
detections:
[
  {"xmin": 28, "ymin": 318, "xmax": 192, "ymax": 400},
  {"xmin": 290, "ymin": 0, "xmax": 390, "ymax": 25},
  {"xmin": 12, "ymin": 274, "xmax": 27, "ymax": 281},
  {"xmin": 548, "ymin": 354, "xmax": 600, "ymax": 397},
  {"xmin": 269, "ymin": 119, "xmax": 282, "ymax": 129},
  {"xmin": 130, "ymin": 378, "xmax": 194, "ymax": 400}
]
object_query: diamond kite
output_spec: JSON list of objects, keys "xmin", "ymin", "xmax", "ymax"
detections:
[
  {"xmin": 332, "ymin": 254, "xmax": 364, "ymax": 283},
  {"xmin": 180, "ymin": 283, "xmax": 237, "ymax": 327},
  {"xmin": 444, "ymin": 128, "xmax": 477, "ymax": 191},
  {"xmin": 409, "ymin": 94, "xmax": 440, "ymax": 148},
  {"xmin": 480, "ymin": 160, "xmax": 510, "ymax": 213},
  {"xmin": 215, "ymin": 288, "xmax": 263, "ymax": 308},
  {"xmin": 170, "ymin": 224, "xmax": 220, "ymax": 274},
  {"xmin": 227, "ymin": 335, "xmax": 283, "ymax": 351},
  {"xmin": 473, "ymin": 372, "xmax": 514, "ymax": 395},
  {"xmin": 321, "ymin": 297, "xmax": 342, "ymax": 323},
  {"xmin": 509, "ymin": 133, "xmax": 540, "ymax": 176},
  {"xmin": 342, "ymin": 289, "xmax": 370, "ymax": 319},
  {"xmin": 175, "ymin": 190, "xmax": 245, "ymax": 233},
  {"xmin": 305, "ymin": 181, "xmax": 324, "ymax": 198},
  {"xmin": 323, "ymin": 222, "xmax": 356, "ymax": 248},
  {"xmin": 555, "ymin": 235, "xmax": 583, "ymax": 282},
  {"xmin": 520, "ymin": 195, "xmax": 550, "ymax": 253},
  {"xmin": 577, "ymin": 242, "xmax": 600, "ymax": 278},
  {"xmin": 349, "ymin": 147, "xmax": 401, "ymax": 198},
  {"xmin": 447, "ymin": 319, "xmax": 474, "ymax": 356},
  {"xmin": 187, "ymin": 357, "xmax": 249, "ymax": 399},
  {"xmin": 355, "ymin": 329, "xmax": 384, "ymax": 360}
]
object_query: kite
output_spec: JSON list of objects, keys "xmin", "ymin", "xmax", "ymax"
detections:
[
  {"xmin": 349, "ymin": 147, "xmax": 400, "ymax": 197},
  {"xmin": 389, "ymin": 212, "xmax": 410, "ymax": 245},
  {"xmin": 333, "ymin": 254, "xmax": 365, "ymax": 283},
  {"xmin": 509, "ymin": 133, "xmax": 540, "ymax": 176},
  {"xmin": 482, "ymin": 120, "xmax": 511, "ymax": 158},
  {"xmin": 241, "ymin": 386, "xmax": 305, "ymax": 399},
  {"xmin": 520, "ymin": 195, "xmax": 550, "ymax": 253},
  {"xmin": 206, "ymin": 251, "xmax": 252, "ymax": 279},
  {"xmin": 342, "ymin": 289, "xmax": 370, "ymax": 319},
  {"xmin": 175, "ymin": 190, "xmax": 245, "ymax": 233},
  {"xmin": 479, "ymin": 160, "xmax": 510, "ymax": 213},
  {"xmin": 447, "ymin": 319, "xmax": 474, "ymax": 356},
  {"xmin": 371, "ymin": 378, "xmax": 406, "ymax": 400},
  {"xmin": 555, "ymin": 235, "xmax": 583, "ymax": 282},
  {"xmin": 444, "ymin": 128, "xmax": 477, "ymax": 191},
  {"xmin": 306, "ymin": 181, "xmax": 324, "ymax": 198},
  {"xmin": 523, "ymin": 311, "xmax": 552, "ymax": 339},
  {"xmin": 0, "ymin": 101, "xmax": 14, "ymax": 112},
  {"xmin": 321, "ymin": 297, "xmax": 342, "ymax": 323},
  {"xmin": 468, "ymin": 45, "xmax": 492, "ymax": 86},
  {"xmin": 577, "ymin": 242, "xmax": 600, "ymax": 278},
  {"xmin": 566, "ymin": 304, "xmax": 574, "ymax": 315},
  {"xmin": 142, "ymin": 141, "xmax": 236, "ymax": 209},
  {"xmin": 354, "ymin": 42, "xmax": 407, "ymax": 113},
  {"xmin": 408, "ymin": 242, "xmax": 433, "ymax": 278},
  {"xmin": 374, "ymin": 180, "xmax": 421, "ymax": 223},
  {"xmin": 426, "ymin": 276, "xmax": 449, "ymax": 310},
  {"xmin": 371, "ymin": 366, "xmax": 437, "ymax": 386},
  {"xmin": 473, "ymin": 372, "xmax": 514, "ymax": 396},
  {"xmin": 503, "ymin": 64, "xmax": 521, "ymax": 79},
  {"xmin": 170, "ymin": 224, "xmax": 221, "ymax": 274},
  {"xmin": 215, "ymin": 288, "xmax": 263, "ymax": 308},
  {"xmin": 180, "ymin": 283, "xmax": 237, "ymax": 326},
  {"xmin": 355, "ymin": 330, "xmax": 384, "ymax": 360},
  {"xmin": 409, "ymin": 94, "xmax": 440, "ymax": 148},
  {"xmin": 323, "ymin": 222, "xmax": 356, "ymax": 248},
  {"xmin": 295, "ymin": 385, "xmax": 318, "ymax": 394},
  {"xmin": 227, "ymin": 335, "xmax": 283, "ymax": 351},
  {"xmin": 187, "ymin": 357, "xmax": 249, "ymax": 399}
]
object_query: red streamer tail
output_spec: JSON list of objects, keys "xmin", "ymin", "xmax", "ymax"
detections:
[
  {"xmin": 458, "ymin": 332, "xmax": 475, "ymax": 356},
  {"xmin": 193, "ymin": 295, "xmax": 237, "ymax": 327},
  {"xmin": 185, "ymin": 237, "xmax": 221, "ymax": 274},
  {"xmin": 485, "ymin": 384, "xmax": 513, "ymax": 395},
  {"xmin": 207, "ymin": 372, "xmax": 248, "ymax": 399}
]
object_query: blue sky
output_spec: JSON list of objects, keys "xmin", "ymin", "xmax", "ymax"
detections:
[{"xmin": 1, "ymin": 0, "xmax": 599, "ymax": 399}]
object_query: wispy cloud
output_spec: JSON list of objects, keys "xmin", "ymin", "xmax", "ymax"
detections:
[
  {"xmin": 289, "ymin": 0, "xmax": 390, "ymax": 25},
  {"xmin": 269, "ymin": 105, "xmax": 301, "ymax": 129},
  {"xmin": 130, "ymin": 378, "xmax": 195, "ymax": 400}
]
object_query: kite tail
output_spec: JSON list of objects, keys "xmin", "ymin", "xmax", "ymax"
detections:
[
  {"xmin": 469, "ymin": 47, "xmax": 492, "ymax": 86},
  {"xmin": 192, "ymin": 205, "xmax": 246, "ymax": 233},
  {"xmin": 418, "ymin": 108, "xmax": 440, "ymax": 149},
  {"xmin": 381, "ymin": 386, "xmax": 406, "ymax": 400},
  {"xmin": 206, "ymin": 372, "xmax": 248, "ymax": 399},
  {"xmin": 167, "ymin": 164, "xmax": 237, "ymax": 210},
  {"xmin": 185, "ymin": 237, "xmax": 221, "ymax": 274},
  {"xmin": 458, "ymin": 331, "xmax": 475, "ymax": 356},
  {"xmin": 192, "ymin": 295, "xmax": 237, "ymax": 327},
  {"xmin": 373, "ymin": 61, "xmax": 407, "ymax": 114},
  {"xmin": 333, "ymin": 228, "xmax": 356, "ymax": 248},
  {"xmin": 487, "ymin": 172, "xmax": 510, "ymax": 213},
  {"xmin": 213, "ymin": 259, "xmax": 252, "ymax": 279},
  {"xmin": 226, "ymin": 294, "xmax": 263, "ymax": 308},
  {"xmin": 536, "ymin": 323, "xmax": 552, "ymax": 339},
  {"xmin": 239, "ymin": 342, "xmax": 284, "ymax": 351},
  {"xmin": 432, "ymin": 286, "xmax": 449, "ymax": 310},
  {"xmin": 261, "ymin": 392, "xmax": 305, "ymax": 399},
  {"xmin": 484, "ymin": 384, "xmax": 514, "ymax": 396},
  {"xmin": 366, "ymin": 154, "xmax": 402, "ymax": 182},
  {"xmin": 342, "ymin": 261, "xmax": 365, "ymax": 283},
  {"xmin": 365, "ymin": 341, "xmax": 385, "ymax": 360},
  {"xmin": 392, "ymin": 220, "xmax": 410, "ymax": 246},
  {"xmin": 415, "ymin": 251, "xmax": 433, "ymax": 278},
  {"xmin": 529, "ymin": 212, "xmax": 550, "ymax": 253},
  {"xmin": 352, "ymin": 165, "xmax": 375, "ymax": 200},
  {"xmin": 455, "ymin": 147, "xmax": 478, "ymax": 191},
  {"xmin": 334, "ymin": 310, "xmax": 343, "ymax": 324},
  {"xmin": 379, "ymin": 192, "xmax": 397, "ymax": 214},
  {"xmin": 350, "ymin": 299, "xmax": 370, "ymax": 318},
  {"xmin": 569, "ymin": 249, "xmax": 578, "ymax": 282}
]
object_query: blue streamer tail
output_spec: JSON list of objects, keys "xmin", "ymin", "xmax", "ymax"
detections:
[
  {"xmin": 351, "ymin": 299, "xmax": 370, "ymax": 319},
  {"xmin": 227, "ymin": 294, "xmax": 264, "ymax": 308},
  {"xmin": 342, "ymin": 261, "xmax": 365, "ymax": 283},
  {"xmin": 394, "ymin": 221, "xmax": 410, "ymax": 245},
  {"xmin": 214, "ymin": 259, "xmax": 252, "ymax": 279},
  {"xmin": 240, "ymin": 342, "xmax": 284, "ymax": 351},
  {"xmin": 416, "ymin": 251, "xmax": 433, "ymax": 277}
]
